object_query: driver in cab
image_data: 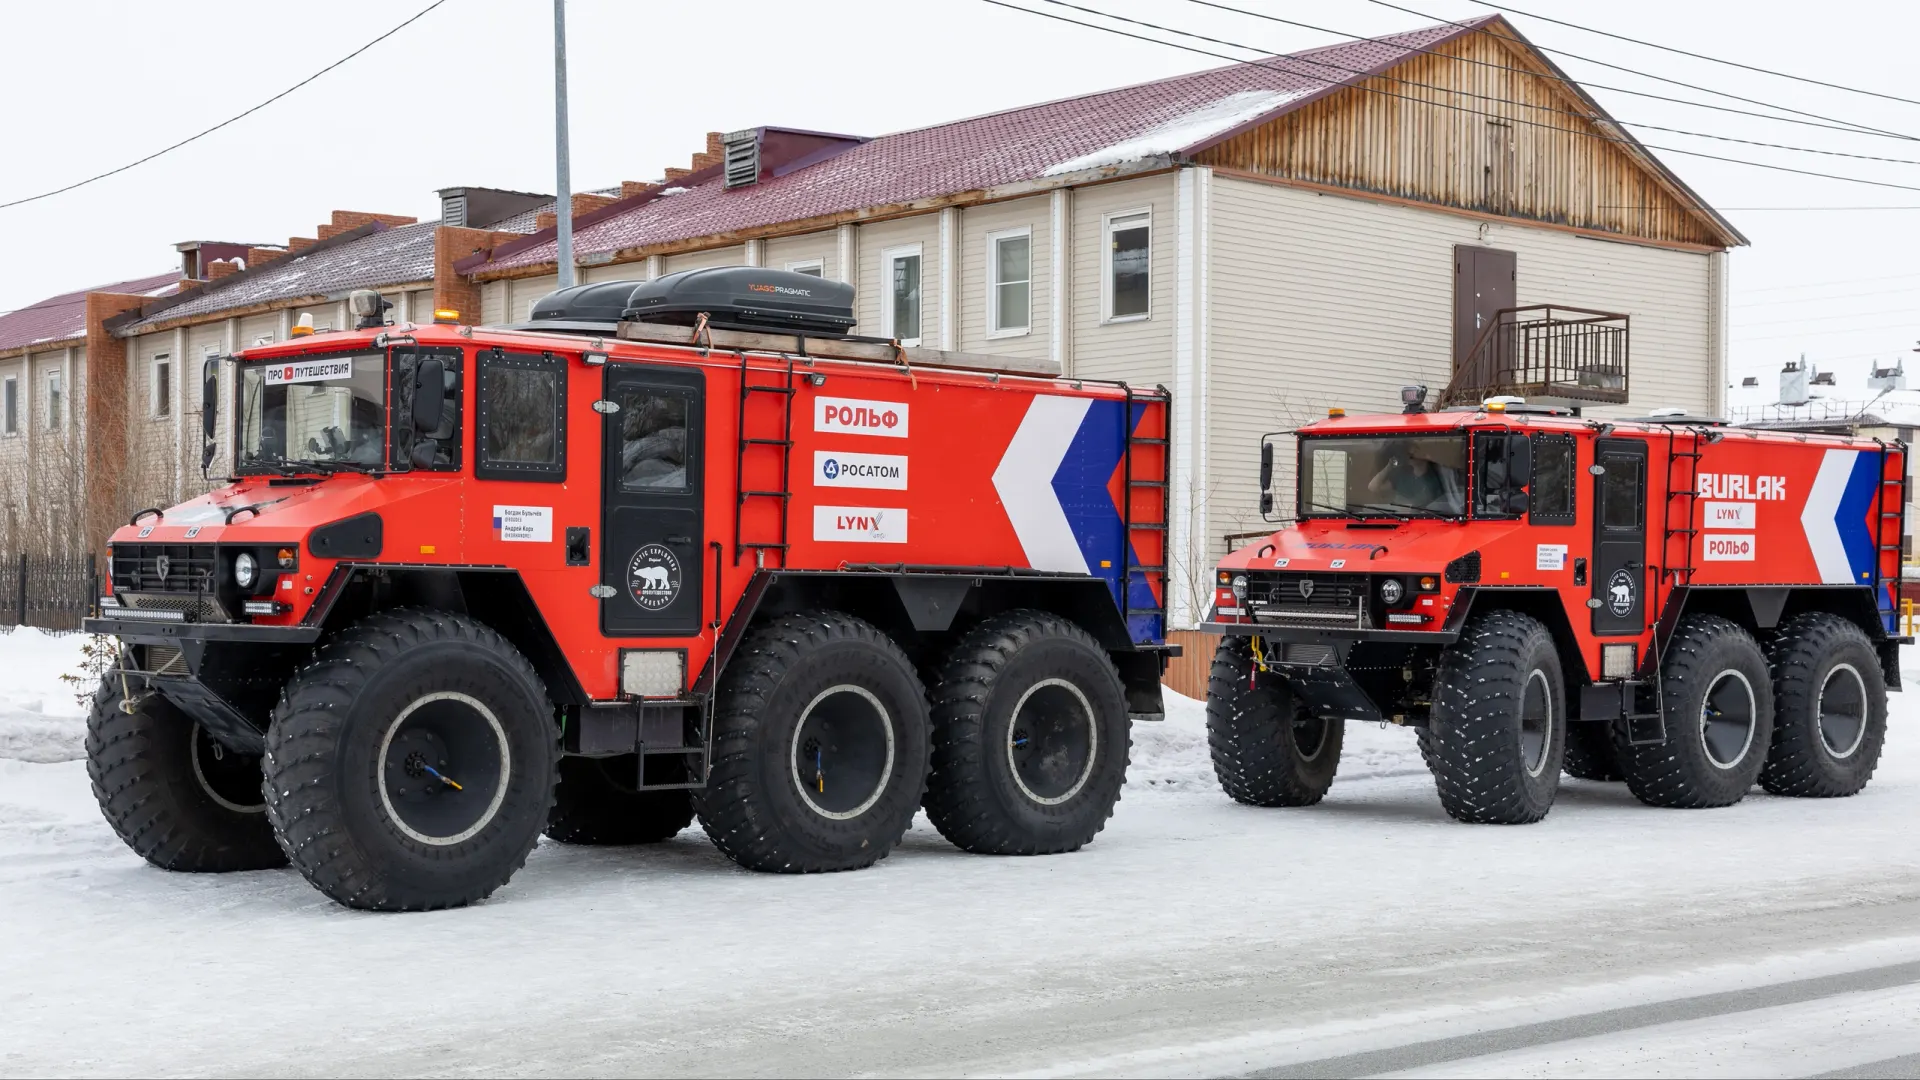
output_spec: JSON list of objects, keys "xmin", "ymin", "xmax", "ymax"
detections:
[{"xmin": 1367, "ymin": 445, "xmax": 1463, "ymax": 512}]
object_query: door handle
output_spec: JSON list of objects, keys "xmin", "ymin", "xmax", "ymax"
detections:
[{"xmin": 665, "ymin": 534, "xmax": 692, "ymax": 545}]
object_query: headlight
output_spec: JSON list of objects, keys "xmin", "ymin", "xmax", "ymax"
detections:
[
  {"xmin": 234, "ymin": 552, "xmax": 258, "ymax": 589},
  {"xmin": 1379, "ymin": 577, "xmax": 1404, "ymax": 605},
  {"xmin": 1231, "ymin": 574, "xmax": 1248, "ymax": 600}
]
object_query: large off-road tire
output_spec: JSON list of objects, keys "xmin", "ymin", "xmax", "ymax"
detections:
[
  {"xmin": 1425, "ymin": 610, "xmax": 1566, "ymax": 824},
  {"xmin": 1563, "ymin": 722, "xmax": 1625, "ymax": 781},
  {"xmin": 262, "ymin": 609, "xmax": 559, "ymax": 911},
  {"xmin": 695, "ymin": 611, "xmax": 930, "ymax": 873},
  {"xmin": 86, "ymin": 680, "xmax": 286, "ymax": 872},
  {"xmin": 1206, "ymin": 636, "xmax": 1343, "ymax": 807},
  {"xmin": 545, "ymin": 756, "xmax": 695, "ymax": 845},
  {"xmin": 1761, "ymin": 613, "xmax": 1887, "ymax": 798},
  {"xmin": 1615, "ymin": 614, "xmax": 1774, "ymax": 809},
  {"xmin": 923, "ymin": 611, "xmax": 1131, "ymax": 854}
]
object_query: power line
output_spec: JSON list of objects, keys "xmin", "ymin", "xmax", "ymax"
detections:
[
  {"xmin": 1733, "ymin": 318, "xmax": 1920, "ymax": 343},
  {"xmin": 1196, "ymin": 0, "xmax": 1920, "ymax": 144},
  {"xmin": 984, "ymin": 0, "xmax": 1920, "ymax": 198},
  {"xmin": 1731, "ymin": 284, "xmax": 1920, "ymax": 310},
  {"xmin": 1468, "ymin": 0, "xmax": 1920, "ymax": 111},
  {"xmin": 0, "ymin": 0, "xmax": 453, "ymax": 211},
  {"xmin": 1358, "ymin": 0, "xmax": 1920, "ymax": 142},
  {"xmin": 1741, "ymin": 270, "xmax": 1920, "ymax": 295},
  {"xmin": 1736, "ymin": 304, "xmax": 1920, "ymax": 329}
]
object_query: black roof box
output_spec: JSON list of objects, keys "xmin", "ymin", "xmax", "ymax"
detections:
[
  {"xmin": 625, "ymin": 267, "xmax": 855, "ymax": 334},
  {"xmin": 525, "ymin": 267, "xmax": 857, "ymax": 335}
]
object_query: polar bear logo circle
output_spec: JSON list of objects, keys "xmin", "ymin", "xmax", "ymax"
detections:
[{"xmin": 626, "ymin": 544, "xmax": 682, "ymax": 611}]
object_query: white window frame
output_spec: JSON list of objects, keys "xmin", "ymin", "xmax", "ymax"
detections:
[
  {"xmin": 879, "ymin": 242, "xmax": 924, "ymax": 347},
  {"xmin": 986, "ymin": 226, "xmax": 1033, "ymax": 338},
  {"xmin": 46, "ymin": 368, "xmax": 63, "ymax": 431},
  {"xmin": 1101, "ymin": 207, "xmax": 1153, "ymax": 324},
  {"xmin": 785, "ymin": 258, "xmax": 825, "ymax": 278},
  {"xmin": 152, "ymin": 353, "xmax": 172, "ymax": 419},
  {"xmin": 2, "ymin": 375, "xmax": 17, "ymax": 437}
]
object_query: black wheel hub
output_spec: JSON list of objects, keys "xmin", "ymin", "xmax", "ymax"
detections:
[
  {"xmin": 1817, "ymin": 664, "xmax": 1868, "ymax": 759},
  {"xmin": 791, "ymin": 686, "xmax": 894, "ymax": 819},
  {"xmin": 1008, "ymin": 679, "xmax": 1097, "ymax": 805},
  {"xmin": 190, "ymin": 724, "xmax": 266, "ymax": 813},
  {"xmin": 379, "ymin": 694, "xmax": 508, "ymax": 845},
  {"xmin": 1701, "ymin": 671, "xmax": 1757, "ymax": 769}
]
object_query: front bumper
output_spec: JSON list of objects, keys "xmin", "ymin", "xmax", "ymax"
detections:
[
  {"xmin": 83, "ymin": 615, "xmax": 321, "ymax": 644},
  {"xmin": 1202, "ymin": 620, "xmax": 1460, "ymax": 645}
]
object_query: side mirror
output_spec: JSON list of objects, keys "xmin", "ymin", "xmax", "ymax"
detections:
[
  {"xmin": 411, "ymin": 357, "xmax": 447, "ymax": 432},
  {"xmin": 1507, "ymin": 433, "xmax": 1533, "ymax": 488},
  {"xmin": 1259, "ymin": 440, "xmax": 1274, "ymax": 494},
  {"xmin": 201, "ymin": 358, "xmax": 219, "ymax": 441},
  {"xmin": 1260, "ymin": 491, "xmax": 1275, "ymax": 516},
  {"xmin": 200, "ymin": 358, "xmax": 220, "ymax": 477}
]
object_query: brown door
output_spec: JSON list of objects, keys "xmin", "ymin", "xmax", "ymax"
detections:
[{"xmin": 1453, "ymin": 246, "xmax": 1516, "ymax": 366}]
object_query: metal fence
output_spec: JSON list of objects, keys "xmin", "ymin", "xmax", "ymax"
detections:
[
  {"xmin": 1442, "ymin": 305, "xmax": 1631, "ymax": 407},
  {"xmin": 0, "ymin": 554, "xmax": 98, "ymax": 633}
]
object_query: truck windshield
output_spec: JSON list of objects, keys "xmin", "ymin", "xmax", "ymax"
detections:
[
  {"xmin": 1299, "ymin": 434, "xmax": 1468, "ymax": 518},
  {"xmin": 237, "ymin": 353, "xmax": 387, "ymax": 474}
]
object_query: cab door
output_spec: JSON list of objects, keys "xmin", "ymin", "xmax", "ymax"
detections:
[
  {"xmin": 1591, "ymin": 438, "xmax": 1649, "ymax": 635},
  {"xmin": 600, "ymin": 364, "xmax": 704, "ymax": 636}
]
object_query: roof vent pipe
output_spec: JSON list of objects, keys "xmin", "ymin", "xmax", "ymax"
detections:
[{"xmin": 723, "ymin": 129, "xmax": 761, "ymax": 188}]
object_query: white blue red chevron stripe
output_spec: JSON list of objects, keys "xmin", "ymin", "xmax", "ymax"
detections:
[{"xmin": 1799, "ymin": 449, "xmax": 1882, "ymax": 586}]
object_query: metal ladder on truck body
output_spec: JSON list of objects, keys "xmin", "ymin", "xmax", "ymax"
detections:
[
  {"xmin": 734, "ymin": 352, "xmax": 796, "ymax": 567},
  {"xmin": 1120, "ymin": 384, "xmax": 1172, "ymax": 641}
]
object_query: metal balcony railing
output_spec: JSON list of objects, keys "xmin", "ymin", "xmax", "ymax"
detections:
[{"xmin": 1441, "ymin": 305, "xmax": 1631, "ymax": 407}]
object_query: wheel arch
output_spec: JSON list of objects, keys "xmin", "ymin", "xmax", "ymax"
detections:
[
  {"xmin": 1448, "ymin": 586, "xmax": 1586, "ymax": 686},
  {"xmin": 306, "ymin": 564, "xmax": 587, "ymax": 714}
]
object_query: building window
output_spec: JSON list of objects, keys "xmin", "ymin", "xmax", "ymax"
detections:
[
  {"xmin": 880, "ymin": 243, "xmax": 923, "ymax": 346},
  {"xmin": 1104, "ymin": 209, "xmax": 1151, "ymax": 322},
  {"xmin": 786, "ymin": 259, "xmax": 825, "ymax": 278},
  {"xmin": 153, "ymin": 354, "xmax": 172, "ymax": 418},
  {"xmin": 987, "ymin": 227, "xmax": 1032, "ymax": 336},
  {"xmin": 46, "ymin": 370, "xmax": 62, "ymax": 430},
  {"xmin": 3, "ymin": 377, "xmax": 16, "ymax": 436}
]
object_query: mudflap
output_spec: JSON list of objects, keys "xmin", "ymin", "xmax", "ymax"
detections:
[
  {"xmin": 1265, "ymin": 663, "xmax": 1385, "ymax": 724},
  {"xmin": 132, "ymin": 672, "xmax": 267, "ymax": 754}
]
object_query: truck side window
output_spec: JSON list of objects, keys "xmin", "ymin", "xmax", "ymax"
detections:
[
  {"xmin": 476, "ymin": 349, "xmax": 567, "ymax": 482},
  {"xmin": 616, "ymin": 387, "xmax": 691, "ymax": 491},
  {"xmin": 1472, "ymin": 432, "xmax": 1522, "ymax": 518},
  {"xmin": 1529, "ymin": 434, "xmax": 1575, "ymax": 525},
  {"xmin": 1600, "ymin": 455, "xmax": 1644, "ymax": 530},
  {"xmin": 389, "ymin": 347, "xmax": 463, "ymax": 472}
]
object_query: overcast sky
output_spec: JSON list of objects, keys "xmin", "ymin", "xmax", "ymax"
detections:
[{"xmin": 5, "ymin": 0, "xmax": 1919, "ymax": 409}]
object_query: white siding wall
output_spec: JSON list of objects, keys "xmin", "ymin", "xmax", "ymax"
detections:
[
  {"xmin": 959, "ymin": 195, "xmax": 1050, "ymax": 364},
  {"xmin": 663, "ymin": 245, "xmax": 747, "ymax": 275},
  {"xmin": 240, "ymin": 313, "xmax": 279, "ymax": 347},
  {"xmin": 507, "ymin": 275, "xmax": 560, "ymax": 323},
  {"xmin": 408, "ymin": 289, "xmax": 436, "ymax": 323},
  {"xmin": 1205, "ymin": 174, "xmax": 1717, "ymax": 557},
  {"xmin": 583, "ymin": 262, "xmax": 650, "ymax": 285},
  {"xmin": 481, "ymin": 280, "xmax": 507, "ymax": 326},
  {"xmin": 855, "ymin": 215, "xmax": 940, "ymax": 339},
  {"xmin": 764, "ymin": 231, "xmax": 838, "ymax": 279},
  {"xmin": 1065, "ymin": 174, "xmax": 1178, "ymax": 386}
]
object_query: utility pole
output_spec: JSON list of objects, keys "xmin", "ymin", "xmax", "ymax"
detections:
[{"xmin": 553, "ymin": 0, "xmax": 575, "ymax": 289}]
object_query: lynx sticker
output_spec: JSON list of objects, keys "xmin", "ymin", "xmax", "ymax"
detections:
[
  {"xmin": 1703, "ymin": 501, "xmax": 1756, "ymax": 530},
  {"xmin": 262, "ymin": 358, "xmax": 354, "ymax": 386},
  {"xmin": 626, "ymin": 545, "xmax": 682, "ymax": 611},
  {"xmin": 814, "ymin": 451, "xmax": 907, "ymax": 490},
  {"xmin": 1703, "ymin": 533, "xmax": 1757, "ymax": 561},
  {"xmin": 814, "ymin": 505, "xmax": 907, "ymax": 544},
  {"xmin": 491, "ymin": 505, "xmax": 553, "ymax": 543},
  {"xmin": 814, "ymin": 397, "xmax": 908, "ymax": 438}
]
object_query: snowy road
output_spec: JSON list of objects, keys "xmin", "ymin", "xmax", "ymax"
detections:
[{"xmin": 3, "ymin": 631, "xmax": 1920, "ymax": 1078}]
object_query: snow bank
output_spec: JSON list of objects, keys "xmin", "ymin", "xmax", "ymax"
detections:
[
  {"xmin": 0, "ymin": 629, "xmax": 94, "ymax": 763},
  {"xmin": 1044, "ymin": 89, "xmax": 1313, "ymax": 176},
  {"xmin": 1129, "ymin": 688, "xmax": 1428, "ymax": 794}
]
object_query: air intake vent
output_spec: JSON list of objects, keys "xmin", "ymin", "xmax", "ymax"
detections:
[
  {"xmin": 723, "ymin": 129, "xmax": 761, "ymax": 189},
  {"xmin": 441, "ymin": 192, "xmax": 468, "ymax": 227},
  {"xmin": 1445, "ymin": 551, "xmax": 1481, "ymax": 584}
]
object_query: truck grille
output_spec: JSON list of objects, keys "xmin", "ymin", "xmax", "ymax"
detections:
[
  {"xmin": 118, "ymin": 592, "xmax": 234, "ymax": 623},
  {"xmin": 112, "ymin": 544, "xmax": 219, "ymax": 594},
  {"xmin": 1245, "ymin": 571, "xmax": 1367, "ymax": 627}
]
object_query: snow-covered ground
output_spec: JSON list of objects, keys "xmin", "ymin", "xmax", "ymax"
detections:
[
  {"xmin": 3, "ymin": 634, "xmax": 1919, "ymax": 1077},
  {"xmin": 0, "ymin": 629, "xmax": 90, "ymax": 764}
]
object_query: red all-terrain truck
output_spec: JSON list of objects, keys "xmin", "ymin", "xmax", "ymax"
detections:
[
  {"xmin": 84, "ymin": 269, "xmax": 1172, "ymax": 910},
  {"xmin": 1203, "ymin": 392, "xmax": 1909, "ymax": 822}
]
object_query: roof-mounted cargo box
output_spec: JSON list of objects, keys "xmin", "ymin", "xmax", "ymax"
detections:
[{"xmin": 527, "ymin": 267, "xmax": 855, "ymax": 335}]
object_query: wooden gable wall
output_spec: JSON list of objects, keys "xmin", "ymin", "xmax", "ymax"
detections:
[{"xmin": 1193, "ymin": 26, "xmax": 1730, "ymax": 249}]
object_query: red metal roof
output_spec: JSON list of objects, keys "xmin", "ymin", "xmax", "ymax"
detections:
[
  {"xmin": 0, "ymin": 272, "xmax": 181, "ymax": 353},
  {"xmin": 474, "ymin": 21, "xmax": 1490, "ymax": 275}
]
